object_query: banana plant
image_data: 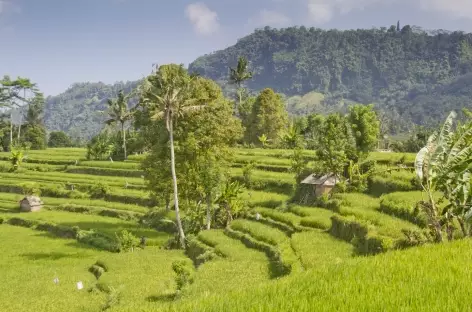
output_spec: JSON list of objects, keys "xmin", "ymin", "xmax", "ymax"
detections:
[
  {"xmin": 415, "ymin": 111, "xmax": 472, "ymax": 241},
  {"xmin": 215, "ymin": 180, "xmax": 245, "ymax": 226},
  {"xmin": 9, "ymin": 147, "xmax": 25, "ymax": 171}
]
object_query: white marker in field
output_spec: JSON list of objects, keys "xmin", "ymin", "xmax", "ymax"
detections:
[
  {"xmin": 256, "ymin": 213, "xmax": 261, "ymax": 221},
  {"xmin": 53, "ymin": 277, "xmax": 59, "ymax": 285},
  {"xmin": 76, "ymin": 281, "xmax": 84, "ymax": 290}
]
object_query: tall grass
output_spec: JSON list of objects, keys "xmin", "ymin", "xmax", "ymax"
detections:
[
  {"xmin": 291, "ymin": 231, "xmax": 354, "ymax": 269},
  {"xmin": 167, "ymin": 239, "xmax": 472, "ymax": 312}
]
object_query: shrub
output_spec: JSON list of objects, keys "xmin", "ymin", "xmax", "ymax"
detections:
[
  {"xmin": 172, "ymin": 259, "xmax": 195, "ymax": 292},
  {"xmin": 77, "ymin": 230, "xmax": 119, "ymax": 252},
  {"xmin": 95, "ymin": 260, "xmax": 109, "ymax": 272},
  {"xmin": 242, "ymin": 162, "xmax": 256, "ymax": 187},
  {"xmin": 89, "ymin": 264, "xmax": 105, "ymax": 280},
  {"xmin": 22, "ymin": 125, "xmax": 47, "ymax": 150},
  {"xmin": 88, "ymin": 182, "xmax": 110, "ymax": 199},
  {"xmin": 20, "ymin": 182, "xmax": 41, "ymax": 196},
  {"xmin": 48, "ymin": 131, "xmax": 72, "ymax": 148},
  {"xmin": 115, "ymin": 230, "xmax": 140, "ymax": 252}
]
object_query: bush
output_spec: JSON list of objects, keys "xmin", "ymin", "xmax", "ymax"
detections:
[
  {"xmin": 48, "ymin": 131, "xmax": 72, "ymax": 148},
  {"xmin": 115, "ymin": 230, "xmax": 140, "ymax": 252},
  {"xmin": 22, "ymin": 125, "xmax": 47, "ymax": 150},
  {"xmin": 89, "ymin": 264, "xmax": 105, "ymax": 280},
  {"xmin": 172, "ymin": 259, "xmax": 195, "ymax": 292},
  {"xmin": 20, "ymin": 182, "xmax": 41, "ymax": 196},
  {"xmin": 77, "ymin": 230, "xmax": 119, "ymax": 252},
  {"xmin": 87, "ymin": 130, "xmax": 115, "ymax": 160},
  {"xmin": 95, "ymin": 260, "xmax": 109, "ymax": 272},
  {"xmin": 88, "ymin": 182, "xmax": 110, "ymax": 199}
]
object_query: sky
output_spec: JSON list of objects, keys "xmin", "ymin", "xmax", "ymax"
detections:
[{"xmin": 2, "ymin": 0, "xmax": 472, "ymax": 96}]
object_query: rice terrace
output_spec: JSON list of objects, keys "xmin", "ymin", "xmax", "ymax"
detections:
[{"xmin": 3, "ymin": 3, "xmax": 472, "ymax": 311}]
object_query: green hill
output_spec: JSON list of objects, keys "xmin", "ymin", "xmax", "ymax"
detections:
[
  {"xmin": 43, "ymin": 25, "xmax": 472, "ymax": 139},
  {"xmin": 189, "ymin": 25, "xmax": 472, "ymax": 128},
  {"xmin": 44, "ymin": 81, "xmax": 140, "ymax": 140}
]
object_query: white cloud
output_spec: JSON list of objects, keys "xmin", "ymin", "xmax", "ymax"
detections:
[
  {"xmin": 418, "ymin": 0, "xmax": 472, "ymax": 19},
  {"xmin": 250, "ymin": 9, "xmax": 291, "ymax": 27},
  {"xmin": 307, "ymin": 0, "xmax": 388, "ymax": 24},
  {"xmin": 306, "ymin": 0, "xmax": 472, "ymax": 24},
  {"xmin": 185, "ymin": 2, "xmax": 220, "ymax": 36}
]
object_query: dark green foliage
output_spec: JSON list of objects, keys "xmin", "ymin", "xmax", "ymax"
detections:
[
  {"xmin": 89, "ymin": 264, "xmax": 105, "ymax": 280},
  {"xmin": 48, "ymin": 131, "xmax": 72, "ymax": 147},
  {"xmin": 247, "ymin": 88, "xmax": 288, "ymax": 145},
  {"xmin": 44, "ymin": 81, "xmax": 139, "ymax": 140},
  {"xmin": 77, "ymin": 230, "xmax": 120, "ymax": 252},
  {"xmin": 189, "ymin": 26, "xmax": 472, "ymax": 129},
  {"xmin": 95, "ymin": 260, "xmax": 109, "ymax": 272},
  {"xmin": 22, "ymin": 125, "xmax": 47, "ymax": 150}
]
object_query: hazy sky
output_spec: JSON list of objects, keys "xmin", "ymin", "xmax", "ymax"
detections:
[{"xmin": 2, "ymin": 0, "xmax": 472, "ymax": 96}]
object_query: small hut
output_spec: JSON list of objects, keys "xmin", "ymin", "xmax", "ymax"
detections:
[
  {"xmin": 19, "ymin": 196, "xmax": 43, "ymax": 212},
  {"xmin": 300, "ymin": 173, "xmax": 339, "ymax": 197}
]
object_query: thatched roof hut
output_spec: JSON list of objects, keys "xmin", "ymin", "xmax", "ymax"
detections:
[
  {"xmin": 301, "ymin": 173, "xmax": 339, "ymax": 196},
  {"xmin": 19, "ymin": 196, "xmax": 43, "ymax": 212}
]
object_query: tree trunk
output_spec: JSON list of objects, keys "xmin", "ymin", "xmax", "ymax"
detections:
[
  {"xmin": 224, "ymin": 203, "xmax": 233, "ymax": 226},
  {"xmin": 426, "ymin": 192, "xmax": 443, "ymax": 243},
  {"xmin": 17, "ymin": 115, "xmax": 22, "ymax": 143},
  {"xmin": 121, "ymin": 122, "xmax": 127, "ymax": 160},
  {"xmin": 9, "ymin": 113, "xmax": 13, "ymax": 149},
  {"xmin": 458, "ymin": 217, "xmax": 468, "ymax": 237},
  {"xmin": 206, "ymin": 192, "xmax": 212, "ymax": 230},
  {"xmin": 169, "ymin": 118, "xmax": 186, "ymax": 248},
  {"xmin": 165, "ymin": 195, "xmax": 170, "ymax": 212}
]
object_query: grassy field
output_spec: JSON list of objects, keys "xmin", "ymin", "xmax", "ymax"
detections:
[{"xmin": 0, "ymin": 147, "xmax": 465, "ymax": 311}]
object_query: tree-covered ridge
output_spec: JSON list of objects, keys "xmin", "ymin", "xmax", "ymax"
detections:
[
  {"xmin": 189, "ymin": 25, "xmax": 472, "ymax": 128},
  {"xmin": 44, "ymin": 80, "xmax": 140, "ymax": 140}
]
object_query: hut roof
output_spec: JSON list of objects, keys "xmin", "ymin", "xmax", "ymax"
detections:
[{"xmin": 301, "ymin": 173, "xmax": 339, "ymax": 186}]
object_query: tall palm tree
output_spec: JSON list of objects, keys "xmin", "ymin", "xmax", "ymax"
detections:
[
  {"xmin": 105, "ymin": 90, "xmax": 134, "ymax": 160},
  {"xmin": 229, "ymin": 56, "xmax": 253, "ymax": 109},
  {"xmin": 141, "ymin": 64, "xmax": 204, "ymax": 248}
]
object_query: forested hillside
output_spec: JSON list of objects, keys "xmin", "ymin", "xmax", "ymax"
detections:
[
  {"xmin": 44, "ymin": 81, "xmax": 140, "ymax": 140},
  {"xmin": 189, "ymin": 25, "xmax": 472, "ymax": 129},
  {"xmin": 43, "ymin": 25, "xmax": 472, "ymax": 139}
]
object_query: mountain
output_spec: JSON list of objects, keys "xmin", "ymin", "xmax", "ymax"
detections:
[
  {"xmin": 189, "ymin": 25, "xmax": 472, "ymax": 129},
  {"xmin": 45, "ymin": 24, "xmax": 472, "ymax": 139},
  {"xmin": 45, "ymin": 81, "xmax": 140, "ymax": 140}
]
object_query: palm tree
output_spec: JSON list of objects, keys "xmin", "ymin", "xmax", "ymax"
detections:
[
  {"xmin": 229, "ymin": 56, "xmax": 253, "ymax": 109},
  {"xmin": 141, "ymin": 64, "xmax": 205, "ymax": 248},
  {"xmin": 105, "ymin": 90, "xmax": 134, "ymax": 160}
]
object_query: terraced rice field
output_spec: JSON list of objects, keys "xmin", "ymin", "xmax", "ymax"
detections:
[{"xmin": 0, "ymin": 147, "xmax": 463, "ymax": 311}]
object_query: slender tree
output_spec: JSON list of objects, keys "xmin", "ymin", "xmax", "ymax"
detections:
[
  {"xmin": 140, "ymin": 64, "xmax": 216, "ymax": 248},
  {"xmin": 229, "ymin": 56, "xmax": 253, "ymax": 110},
  {"xmin": 105, "ymin": 90, "xmax": 134, "ymax": 160}
]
